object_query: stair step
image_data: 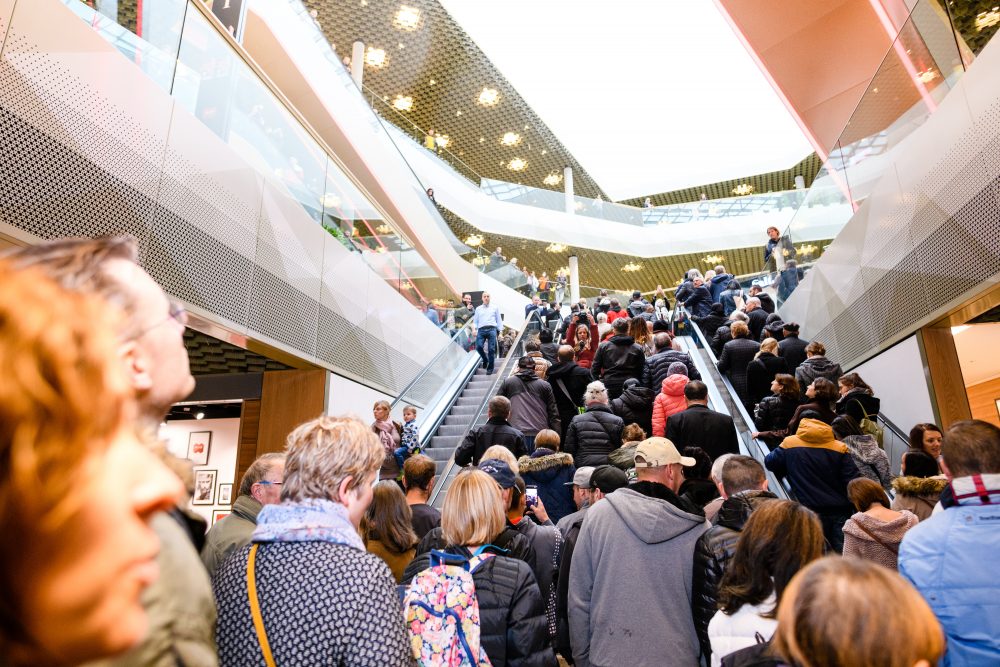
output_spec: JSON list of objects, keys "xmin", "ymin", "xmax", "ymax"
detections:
[
  {"xmin": 435, "ymin": 460, "xmax": 450, "ymax": 474},
  {"xmin": 430, "ymin": 435, "xmax": 462, "ymax": 449},
  {"xmin": 424, "ymin": 447, "xmax": 453, "ymax": 461},
  {"xmin": 436, "ymin": 424, "xmax": 467, "ymax": 436},
  {"xmin": 444, "ymin": 414, "xmax": 474, "ymax": 426},
  {"xmin": 456, "ymin": 395, "xmax": 487, "ymax": 407},
  {"xmin": 449, "ymin": 405, "xmax": 480, "ymax": 415}
]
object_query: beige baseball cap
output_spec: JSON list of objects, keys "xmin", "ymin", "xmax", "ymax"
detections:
[{"xmin": 634, "ymin": 437, "xmax": 696, "ymax": 468}]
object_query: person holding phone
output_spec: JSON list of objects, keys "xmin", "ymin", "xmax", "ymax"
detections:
[{"xmin": 508, "ymin": 477, "xmax": 562, "ymax": 645}]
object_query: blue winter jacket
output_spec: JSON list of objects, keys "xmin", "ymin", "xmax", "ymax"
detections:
[
  {"xmin": 898, "ymin": 475, "xmax": 1000, "ymax": 667},
  {"xmin": 765, "ymin": 419, "xmax": 860, "ymax": 512},
  {"xmin": 518, "ymin": 450, "xmax": 577, "ymax": 525},
  {"xmin": 709, "ymin": 273, "xmax": 733, "ymax": 303}
]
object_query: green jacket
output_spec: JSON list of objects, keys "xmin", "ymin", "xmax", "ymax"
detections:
[{"xmin": 201, "ymin": 495, "xmax": 262, "ymax": 579}]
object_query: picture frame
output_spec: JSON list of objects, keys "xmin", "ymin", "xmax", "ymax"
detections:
[
  {"xmin": 212, "ymin": 509, "xmax": 230, "ymax": 524},
  {"xmin": 217, "ymin": 483, "xmax": 232, "ymax": 505},
  {"xmin": 187, "ymin": 431, "xmax": 212, "ymax": 466},
  {"xmin": 995, "ymin": 398, "xmax": 1000, "ymax": 420},
  {"xmin": 192, "ymin": 469, "xmax": 217, "ymax": 505}
]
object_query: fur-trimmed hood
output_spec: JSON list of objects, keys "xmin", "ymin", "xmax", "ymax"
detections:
[
  {"xmin": 517, "ymin": 451, "xmax": 574, "ymax": 474},
  {"xmin": 892, "ymin": 475, "xmax": 948, "ymax": 497}
]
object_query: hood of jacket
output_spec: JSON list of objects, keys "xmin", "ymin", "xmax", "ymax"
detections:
[
  {"xmin": 604, "ymin": 482, "xmax": 705, "ymax": 544},
  {"xmin": 661, "ymin": 373, "xmax": 689, "ymax": 396},
  {"xmin": 517, "ymin": 451, "xmax": 574, "ymax": 475},
  {"xmin": 843, "ymin": 434, "xmax": 883, "ymax": 463},
  {"xmin": 843, "ymin": 511, "xmax": 918, "ymax": 543},
  {"xmin": 546, "ymin": 360, "xmax": 579, "ymax": 379},
  {"xmin": 782, "ymin": 418, "xmax": 848, "ymax": 453},
  {"xmin": 619, "ymin": 384, "xmax": 656, "ymax": 408},
  {"xmin": 801, "ymin": 356, "xmax": 841, "ymax": 375},
  {"xmin": 892, "ymin": 475, "xmax": 948, "ymax": 497},
  {"xmin": 515, "ymin": 368, "xmax": 539, "ymax": 382},
  {"xmin": 715, "ymin": 490, "xmax": 778, "ymax": 530},
  {"xmin": 607, "ymin": 334, "xmax": 636, "ymax": 346}
]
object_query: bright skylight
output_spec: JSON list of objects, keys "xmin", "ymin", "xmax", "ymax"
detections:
[{"xmin": 438, "ymin": 0, "xmax": 814, "ymax": 201}]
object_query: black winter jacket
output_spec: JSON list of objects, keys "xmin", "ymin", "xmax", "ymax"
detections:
[
  {"xmin": 455, "ymin": 417, "xmax": 527, "ymax": 467},
  {"xmin": 610, "ymin": 383, "xmax": 655, "ymax": 435},
  {"xmin": 564, "ymin": 404, "xmax": 624, "ymax": 467},
  {"xmin": 642, "ymin": 349, "xmax": 701, "ymax": 389},
  {"xmin": 591, "ymin": 335, "xmax": 645, "ymax": 390},
  {"xmin": 691, "ymin": 490, "xmax": 778, "ymax": 663},
  {"xmin": 746, "ymin": 308, "xmax": 769, "ymax": 341},
  {"xmin": 693, "ymin": 313, "xmax": 727, "ymax": 342},
  {"xmin": 546, "ymin": 361, "xmax": 593, "ymax": 437},
  {"xmin": 777, "ymin": 335, "xmax": 809, "ymax": 373},
  {"xmin": 403, "ymin": 548, "xmax": 557, "ymax": 667},
  {"xmin": 753, "ymin": 395, "xmax": 799, "ymax": 449},
  {"xmin": 684, "ymin": 285, "xmax": 714, "ymax": 318},
  {"xmin": 835, "ymin": 390, "xmax": 881, "ymax": 424},
  {"xmin": 746, "ymin": 353, "xmax": 790, "ymax": 407},
  {"xmin": 666, "ymin": 405, "xmax": 739, "ymax": 462},
  {"xmin": 718, "ymin": 337, "xmax": 761, "ymax": 405},
  {"xmin": 416, "ymin": 524, "xmax": 537, "ymax": 580},
  {"xmin": 756, "ymin": 292, "xmax": 776, "ymax": 314},
  {"xmin": 794, "ymin": 356, "xmax": 843, "ymax": 398},
  {"xmin": 711, "ymin": 324, "xmax": 733, "ymax": 357}
]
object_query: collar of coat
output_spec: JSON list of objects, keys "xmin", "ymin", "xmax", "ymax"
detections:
[{"xmin": 517, "ymin": 452, "xmax": 574, "ymax": 473}]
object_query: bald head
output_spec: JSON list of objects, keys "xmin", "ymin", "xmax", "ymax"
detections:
[{"xmin": 558, "ymin": 345, "xmax": 575, "ymax": 362}]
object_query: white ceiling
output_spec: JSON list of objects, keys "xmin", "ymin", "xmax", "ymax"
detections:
[
  {"xmin": 953, "ymin": 322, "xmax": 1000, "ymax": 386},
  {"xmin": 438, "ymin": 0, "xmax": 814, "ymax": 201}
]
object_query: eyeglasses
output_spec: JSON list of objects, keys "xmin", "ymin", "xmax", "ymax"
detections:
[
  {"xmin": 257, "ymin": 481, "xmax": 283, "ymax": 486},
  {"xmin": 128, "ymin": 301, "xmax": 188, "ymax": 341}
]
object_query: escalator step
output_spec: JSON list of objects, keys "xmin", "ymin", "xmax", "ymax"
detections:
[
  {"xmin": 430, "ymin": 435, "xmax": 462, "ymax": 449},
  {"xmin": 436, "ymin": 424, "xmax": 467, "ymax": 436},
  {"xmin": 424, "ymin": 447, "xmax": 453, "ymax": 461},
  {"xmin": 444, "ymin": 414, "xmax": 476, "ymax": 426}
]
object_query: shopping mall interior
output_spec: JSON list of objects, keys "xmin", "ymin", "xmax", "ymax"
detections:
[{"xmin": 2, "ymin": 1, "xmax": 1000, "ymax": 665}]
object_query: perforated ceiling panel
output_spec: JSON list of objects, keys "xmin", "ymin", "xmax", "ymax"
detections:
[{"xmin": 0, "ymin": 0, "xmax": 453, "ymax": 397}]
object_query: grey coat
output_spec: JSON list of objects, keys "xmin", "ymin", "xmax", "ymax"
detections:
[
  {"xmin": 201, "ymin": 495, "xmax": 262, "ymax": 579},
  {"xmin": 568, "ymin": 484, "xmax": 708, "ymax": 667}
]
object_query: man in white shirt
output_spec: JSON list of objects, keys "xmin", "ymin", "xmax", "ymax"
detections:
[{"xmin": 473, "ymin": 291, "xmax": 503, "ymax": 374}]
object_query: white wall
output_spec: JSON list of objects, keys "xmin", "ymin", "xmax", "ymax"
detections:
[
  {"xmin": 161, "ymin": 418, "xmax": 241, "ymax": 526},
  {"xmin": 327, "ymin": 371, "xmax": 393, "ymax": 423},
  {"xmin": 852, "ymin": 335, "xmax": 936, "ymax": 431}
]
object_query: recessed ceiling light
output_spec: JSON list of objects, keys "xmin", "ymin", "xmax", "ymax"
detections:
[
  {"xmin": 507, "ymin": 158, "xmax": 528, "ymax": 172},
  {"xmin": 546, "ymin": 243, "xmax": 568, "ymax": 253},
  {"xmin": 479, "ymin": 137, "xmax": 485, "ymax": 143},
  {"xmin": 456, "ymin": 110, "xmax": 462, "ymax": 116},
  {"xmin": 436, "ymin": 135, "xmax": 451, "ymax": 148},
  {"xmin": 478, "ymin": 87, "xmax": 500, "ymax": 106},
  {"xmin": 398, "ymin": 42, "xmax": 405, "ymax": 49},
  {"xmin": 365, "ymin": 46, "xmax": 387, "ymax": 68},
  {"xmin": 429, "ymin": 79, "xmax": 436, "ymax": 85},
  {"xmin": 732, "ymin": 183, "xmax": 754, "ymax": 196},
  {"xmin": 622, "ymin": 262, "xmax": 642, "ymax": 272},
  {"xmin": 392, "ymin": 95, "xmax": 413, "ymax": 111},
  {"xmin": 500, "ymin": 132, "xmax": 522, "ymax": 147},
  {"xmin": 543, "ymin": 173, "xmax": 562, "ymax": 186},
  {"xmin": 394, "ymin": 5, "xmax": 421, "ymax": 31},
  {"xmin": 465, "ymin": 234, "xmax": 484, "ymax": 247}
]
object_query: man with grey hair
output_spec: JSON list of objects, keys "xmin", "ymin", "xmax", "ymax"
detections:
[
  {"xmin": 711, "ymin": 310, "xmax": 749, "ymax": 356},
  {"xmin": 564, "ymin": 381, "xmax": 624, "ymax": 467},
  {"xmin": 201, "ymin": 452, "xmax": 286, "ymax": 578},
  {"xmin": 642, "ymin": 331, "xmax": 700, "ymax": 389},
  {"xmin": 691, "ymin": 455, "xmax": 775, "ymax": 663},
  {"xmin": 745, "ymin": 296, "xmax": 768, "ymax": 340},
  {"xmin": 569, "ymin": 438, "xmax": 708, "ymax": 666},
  {"xmin": 455, "ymin": 395, "xmax": 527, "ymax": 466},
  {"xmin": 6, "ymin": 236, "xmax": 215, "ymax": 666},
  {"xmin": 701, "ymin": 452, "xmax": 736, "ymax": 523},
  {"xmin": 709, "ymin": 265, "xmax": 734, "ymax": 303}
]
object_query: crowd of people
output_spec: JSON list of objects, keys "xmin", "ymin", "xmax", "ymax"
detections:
[{"xmin": 1, "ymin": 237, "xmax": 998, "ymax": 667}]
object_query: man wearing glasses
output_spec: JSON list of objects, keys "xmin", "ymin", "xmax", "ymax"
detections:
[{"xmin": 201, "ymin": 453, "xmax": 286, "ymax": 578}]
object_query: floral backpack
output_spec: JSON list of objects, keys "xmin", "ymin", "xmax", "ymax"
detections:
[{"xmin": 404, "ymin": 548, "xmax": 495, "ymax": 667}]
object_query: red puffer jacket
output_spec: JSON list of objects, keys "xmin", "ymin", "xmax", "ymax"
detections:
[{"xmin": 652, "ymin": 374, "xmax": 689, "ymax": 437}]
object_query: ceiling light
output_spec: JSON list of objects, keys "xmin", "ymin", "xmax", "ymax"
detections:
[
  {"xmin": 375, "ymin": 224, "xmax": 393, "ymax": 234},
  {"xmin": 621, "ymin": 262, "xmax": 642, "ymax": 272},
  {"xmin": 797, "ymin": 244, "xmax": 817, "ymax": 255},
  {"xmin": 465, "ymin": 234, "xmax": 484, "ymax": 247},
  {"xmin": 916, "ymin": 68, "xmax": 938, "ymax": 84},
  {"xmin": 322, "ymin": 193, "xmax": 341, "ymax": 209},
  {"xmin": 456, "ymin": 110, "xmax": 462, "ymax": 116},
  {"xmin": 429, "ymin": 79, "xmax": 436, "ymax": 85},
  {"xmin": 732, "ymin": 183, "xmax": 754, "ymax": 196},
  {"xmin": 976, "ymin": 9, "xmax": 1000, "ymax": 31},
  {"xmin": 546, "ymin": 243, "xmax": 568, "ymax": 253},
  {"xmin": 703, "ymin": 255, "xmax": 724, "ymax": 265},
  {"xmin": 507, "ymin": 158, "xmax": 528, "ymax": 172},
  {"xmin": 543, "ymin": 173, "xmax": 563, "ymax": 186},
  {"xmin": 479, "ymin": 137, "xmax": 485, "ymax": 143},
  {"xmin": 394, "ymin": 5, "xmax": 421, "ymax": 31},
  {"xmin": 392, "ymin": 95, "xmax": 413, "ymax": 111},
  {"xmin": 500, "ymin": 132, "xmax": 522, "ymax": 147},
  {"xmin": 478, "ymin": 88, "xmax": 500, "ymax": 106},
  {"xmin": 435, "ymin": 134, "xmax": 451, "ymax": 148},
  {"xmin": 400, "ymin": 281, "xmax": 413, "ymax": 290},
  {"xmin": 364, "ymin": 46, "xmax": 386, "ymax": 68},
  {"xmin": 471, "ymin": 255, "xmax": 486, "ymax": 266},
  {"xmin": 195, "ymin": 412, "xmax": 205, "ymax": 420}
]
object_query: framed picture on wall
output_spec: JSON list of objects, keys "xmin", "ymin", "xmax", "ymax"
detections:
[
  {"xmin": 192, "ymin": 469, "xmax": 217, "ymax": 505},
  {"xmin": 212, "ymin": 509, "xmax": 230, "ymax": 524},
  {"xmin": 217, "ymin": 483, "xmax": 232, "ymax": 505},
  {"xmin": 187, "ymin": 431, "xmax": 212, "ymax": 466},
  {"xmin": 995, "ymin": 398, "xmax": 1000, "ymax": 419}
]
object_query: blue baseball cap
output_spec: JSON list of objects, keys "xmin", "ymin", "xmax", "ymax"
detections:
[{"xmin": 478, "ymin": 458, "xmax": 516, "ymax": 489}]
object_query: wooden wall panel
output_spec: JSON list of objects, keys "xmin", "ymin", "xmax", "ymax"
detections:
[
  {"xmin": 919, "ymin": 327, "xmax": 973, "ymax": 427},
  {"xmin": 234, "ymin": 399, "xmax": 261, "ymax": 490},
  {"xmin": 257, "ymin": 369, "xmax": 327, "ymax": 456},
  {"xmin": 967, "ymin": 377, "xmax": 1000, "ymax": 428}
]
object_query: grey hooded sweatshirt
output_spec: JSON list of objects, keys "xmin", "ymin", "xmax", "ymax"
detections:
[{"xmin": 568, "ymin": 483, "xmax": 709, "ymax": 667}]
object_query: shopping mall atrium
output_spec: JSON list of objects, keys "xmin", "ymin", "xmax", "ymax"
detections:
[{"xmin": 1, "ymin": 1, "xmax": 999, "ymax": 666}]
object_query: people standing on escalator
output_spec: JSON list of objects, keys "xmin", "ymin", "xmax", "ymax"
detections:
[
  {"xmin": 785, "ymin": 377, "xmax": 840, "ymax": 437},
  {"xmin": 628, "ymin": 315, "xmax": 655, "ymax": 356},
  {"xmin": 752, "ymin": 375, "xmax": 801, "ymax": 451},
  {"xmin": 760, "ymin": 313, "xmax": 785, "ymax": 343},
  {"xmin": 474, "ymin": 291, "xmax": 503, "ymax": 374},
  {"xmin": 746, "ymin": 338, "xmax": 789, "ymax": 408},
  {"xmin": 693, "ymin": 302, "xmax": 727, "ymax": 342},
  {"xmin": 835, "ymin": 372, "xmax": 881, "ymax": 426},
  {"xmin": 832, "ymin": 416, "xmax": 892, "ymax": 491},
  {"xmin": 719, "ymin": 280, "xmax": 744, "ymax": 317},
  {"xmin": 684, "ymin": 276, "xmax": 714, "ymax": 319},
  {"xmin": 901, "ymin": 423, "xmax": 944, "ymax": 478},
  {"xmin": 498, "ymin": 356, "xmax": 560, "ymax": 453},
  {"xmin": 372, "ymin": 400, "xmax": 403, "ymax": 482},
  {"xmin": 749, "ymin": 284, "xmax": 776, "ymax": 314},
  {"xmin": 764, "ymin": 226, "xmax": 796, "ymax": 273},
  {"xmin": 652, "ymin": 363, "xmax": 690, "ymax": 438},
  {"xmin": 665, "ymin": 381, "xmax": 740, "ymax": 461},
  {"xmin": 627, "ymin": 290, "xmax": 650, "ymax": 318},
  {"xmin": 591, "ymin": 317, "xmax": 645, "ymax": 400},
  {"xmin": 717, "ymin": 321, "xmax": 760, "ymax": 411},
  {"xmin": 675, "ymin": 269, "xmax": 700, "ymax": 303},
  {"xmin": 776, "ymin": 323, "xmax": 809, "ymax": 373},
  {"xmin": 890, "ymin": 450, "xmax": 946, "ymax": 522},
  {"xmin": 794, "ymin": 342, "xmax": 842, "ymax": 399},
  {"xmin": 517, "ymin": 429, "xmax": 576, "ymax": 526},
  {"xmin": 454, "ymin": 396, "xmax": 527, "ymax": 467},
  {"xmin": 709, "ymin": 265, "xmax": 734, "ymax": 303},
  {"xmin": 547, "ymin": 346, "xmax": 593, "ymax": 440},
  {"xmin": 776, "ymin": 260, "xmax": 804, "ymax": 303},
  {"xmin": 711, "ymin": 312, "xmax": 748, "ymax": 357},
  {"xmin": 606, "ymin": 297, "xmax": 628, "ymax": 324},
  {"xmin": 610, "ymin": 377, "xmax": 655, "ymax": 436},
  {"xmin": 563, "ymin": 311, "xmax": 599, "ymax": 367},
  {"xmin": 538, "ymin": 328, "xmax": 560, "ymax": 364},
  {"xmin": 564, "ymin": 381, "xmax": 625, "ymax": 467},
  {"xmin": 643, "ymin": 332, "xmax": 701, "ymax": 388},
  {"xmin": 744, "ymin": 297, "xmax": 769, "ymax": 341}
]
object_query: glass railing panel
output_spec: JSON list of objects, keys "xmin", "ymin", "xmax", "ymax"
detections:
[
  {"xmin": 946, "ymin": 0, "xmax": 1000, "ymax": 57},
  {"xmin": 63, "ymin": 0, "xmax": 186, "ymax": 93}
]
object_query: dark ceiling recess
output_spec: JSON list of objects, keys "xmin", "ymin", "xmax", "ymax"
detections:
[
  {"xmin": 969, "ymin": 303, "xmax": 1000, "ymax": 324},
  {"xmin": 167, "ymin": 402, "xmax": 244, "ymax": 421},
  {"xmin": 184, "ymin": 330, "xmax": 292, "ymax": 375}
]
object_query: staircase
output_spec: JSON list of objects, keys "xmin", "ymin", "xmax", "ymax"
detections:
[{"xmin": 422, "ymin": 368, "xmax": 495, "ymax": 484}]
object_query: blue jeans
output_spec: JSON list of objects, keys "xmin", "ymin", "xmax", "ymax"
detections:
[
  {"xmin": 393, "ymin": 446, "xmax": 409, "ymax": 471},
  {"xmin": 476, "ymin": 327, "xmax": 498, "ymax": 372},
  {"xmin": 523, "ymin": 434, "xmax": 536, "ymax": 454}
]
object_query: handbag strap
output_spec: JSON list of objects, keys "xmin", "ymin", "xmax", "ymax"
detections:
[
  {"xmin": 555, "ymin": 377, "xmax": 578, "ymax": 406},
  {"xmin": 247, "ymin": 544, "xmax": 278, "ymax": 667},
  {"xmin": 853, "ymin": 520, "xmax": 899, "ymax": 555}
]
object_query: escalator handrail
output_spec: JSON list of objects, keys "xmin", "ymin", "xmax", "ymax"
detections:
[
  {"xmin": 390, "ymin": 318, "xmax": 476, "ymax": 412},
  {"xmin": 429, "ymin": 325, "xmax": 531, "ymax": 507}
]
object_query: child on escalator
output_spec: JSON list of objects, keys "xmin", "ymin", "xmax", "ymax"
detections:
[{"xmin": 393, "ymin": 405, "xmax": 420, "ymax": 470}]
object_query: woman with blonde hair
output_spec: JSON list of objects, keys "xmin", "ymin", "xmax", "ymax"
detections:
[
  {"xmin": 362, "ymin": 481, "xmax": 418, "ymax": 582},
  {"xmin": 746, "ymin": 337, "xmax": 789, "ymax": 408},
  {"xmin": 482, "ymin": 444, "xmax": 520, "ymax": 474},
  {"xmin": 0, "ymin": 261, "xmax": 182, "ymax": 666},
  {"xmin": 372, "ymin": 399, "xmax": 403, "ymax": 481},
  {"xmin": 565, "ymin": 316, "xmax": 600, "ymax": 369},
  {"xmin": 215, "ymin": 416, "xmax": 411, "ymax": 666},
  {"xmin": 628, "ymin": 315, "xmax": 655, "ymax": 356},
  {"xmin": 402, "ymin": 469, "xmax": 556, "ymax": 666},
  {"xmin": 718, "ymin": 320, "xmax": 761, "ymax": 410},
  {"xmin": 770, "ymin": 557, "xmax": 944, "ymax": 667}
]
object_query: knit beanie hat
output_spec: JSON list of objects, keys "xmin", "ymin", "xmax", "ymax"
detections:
[
  {"xmin": 667, "ymin": 362, "xmax": 688, "ymax": 377},
  {"xmin": 652, "ymin": 320, "xmax": 671, "ymax": 333}
]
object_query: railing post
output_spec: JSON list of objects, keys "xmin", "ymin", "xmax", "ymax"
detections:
[
  {"xmin": 569, "ymin": 254, "xmax": 580, "ymax": 305},
  {"xmin": 563, "ymin": 166, "xmax": 574, "ymax": 214},
  {"xmin": 351, "ymin": 41, "xmax": 364, "ymax": 87}
]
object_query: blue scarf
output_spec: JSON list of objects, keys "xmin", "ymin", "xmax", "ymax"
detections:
[{"xmin": 251, "ymin": 498, "xmax": 364, "ymax": 550}]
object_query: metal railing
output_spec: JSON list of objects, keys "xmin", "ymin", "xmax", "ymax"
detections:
[
  {"xmin": 389, "ymin": 318, "xmax": 475, "ymax": 412},
  {"xmin": 428, "ymin": 324, "xmax": 532, "ymax": 507}
]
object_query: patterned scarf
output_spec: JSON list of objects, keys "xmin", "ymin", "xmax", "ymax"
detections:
[
  {"xmin": 373, "ymin": 419, "xmax": 397, "ymax": 452},
  {"xmin": 251, "ymin": 498, "xmax": 363, "ymax": 550}
]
